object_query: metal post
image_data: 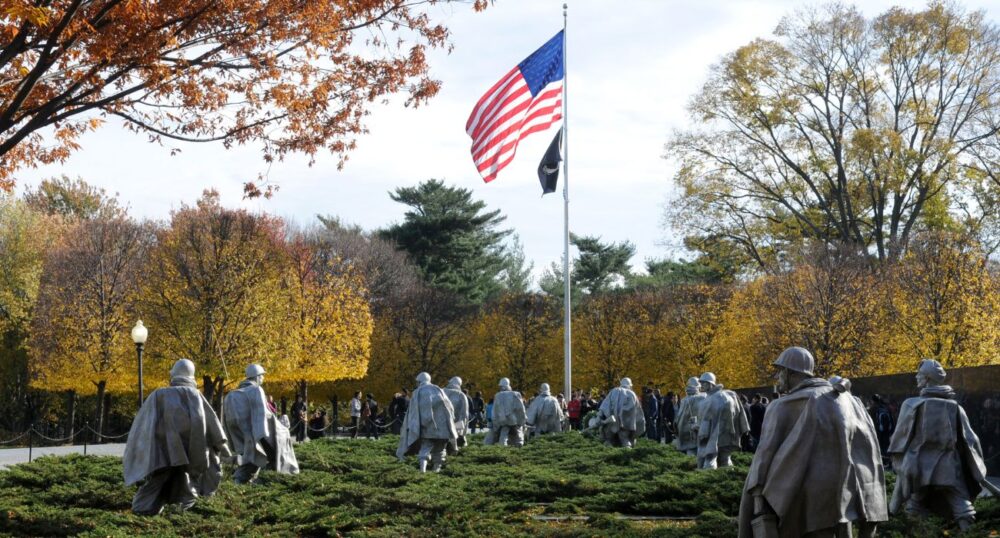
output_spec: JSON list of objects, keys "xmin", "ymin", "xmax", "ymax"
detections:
[
  {"xmin": 28, "ymin": 424, "xmax": 33, "ymax": 463},
  {"xmin": 561, "ymin": 3, "xmax": 572, "ymax": 401},
  {"xmin": 136, "ymin": 342, "xmax": 144, "ymax": 409},
  {"xmin": 83, "ymin": 421, "xmax": 89, "ymax": 455}
]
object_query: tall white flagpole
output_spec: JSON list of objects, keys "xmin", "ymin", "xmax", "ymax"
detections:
[{"xmin": 562, "ymin": 3, "xmax": 572, "ymax": 401}]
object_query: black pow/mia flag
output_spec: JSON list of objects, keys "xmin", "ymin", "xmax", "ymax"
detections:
[{"xmin": 537, "ymin": 130, "xmax": 562, "ymax": 195}]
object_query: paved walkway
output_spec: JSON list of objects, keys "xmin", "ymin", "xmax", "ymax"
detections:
[{"xmin": 0, "ymin": 443, "xmax": 126, "ymax": 470}]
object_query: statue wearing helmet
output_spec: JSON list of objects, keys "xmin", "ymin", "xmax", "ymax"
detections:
[
  {"xmin": 695, "ymin": 372, "xmax": 749, "ymax": 469},
  {"xmin": 887, "ymin": 359, "xmax": 987, "ymax": 531},
  {"xmin": 526, "ymin": 383, "xmax": 564, "ymax": 437},
  {"xmin": 485, "ymin": 377, "xmax": 527, "ymax": 447},
  {"xmin": 597, "ymin": 378, "xmax": 646, "ymax": 448},
  {"xmin": 737, "ymin": 347, "xmax": 887, "ymax": 538},
  {"xmin": 674, "ymin": 377, "xmax": 706, "ymax": 456},
  {"xmin": 397, "ymin": 372, "xmax": 458, "ymax": 472},
  {"xmin": 123, "ymin": 359, "xmax": 230, "ymax": 515},
  {"xmin": 223, "ymin": 363, "xmax": 299, "ymax": 483},
  {"xmin": 443, "ymin": 376, "xmax": 471, "ymax": 453}
]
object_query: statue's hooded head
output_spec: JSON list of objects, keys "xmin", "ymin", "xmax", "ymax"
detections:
[
  {"xmin": 539, "ymin": 383, "xmax": 551, "ymax": 395},
  {"xmin": 170, "ymin": 358, "xmax": 195, "ymax": 380},
  {"xmin": 416, "ymin": 372, "xmax": 432, "ymax": 386},
  {"xmin": 917, "ymin": 359, "xmax": 946, "ymax": 388},
  {"xmin": 620, "ymin": 377, "xmax": 633, "ymax": 389},
  {"xmin": 685, "ymin": 376, "xmax": 700, "ymax": 395},
  {"xmin": 447, "ymin": 376, "xmax": 462, "ymax": 389},
  {"xmin": 498, "ymin": 377, "xmax": 511, "ymax": 391}
]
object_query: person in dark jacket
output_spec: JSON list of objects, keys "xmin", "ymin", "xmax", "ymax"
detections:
[
  {"xmin": 307, "ymin": 409, "xmax": 327, "ymax": 440},
  {"xmin": 870, "ymin": 394, "xmax": 895, "ymax": 462},
  {"xmin": 659, "ymin": 390, "xmax": 676, "ymax": 443},
  {"xmin": 643, "ymin": 387, "xmax": 659, "ymax": 440},
  {"xmin": 365, "ymin": 393, "xmax": 380, "ymax": 439},
  {"xmin": 748, "ymin": 394, "xmax": 767, "ymax": 452},
  {"xmin": 290, "ymin": 395, "xmax": 307, "ymax": 442},
  {"xmin": 388, "ymin": 389, "xmax": 409, "ymax": 435},
  {"xmin": 470, "ymin": 391, "xmax": 485, "ymax": 433}
]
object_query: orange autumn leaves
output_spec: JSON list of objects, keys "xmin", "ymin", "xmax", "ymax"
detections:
[{"xmin": 0, "ymin": 0, "xmax": 487, "ymax": 194}]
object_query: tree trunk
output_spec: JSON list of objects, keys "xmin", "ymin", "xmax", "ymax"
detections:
[
  {"xmin": 280, "ymin": 396, "xmax": 287, "ymax": 415},
  {"xmin": 298, "ymin": 379, "xmax": 308, "ymax": 407},
  {"xmin": 66, "ymin": 390, "xmax": 76, "ymax": 445},
  {"xmin": 330, "ymin": 396, "xmax": 339, "ymax": 435},
  {"xmin": 103, "ymin": 392, "xmax": 112, "ymax": 439},
  {"xmin": 204, "ymin": 375, "xmax": 225, "ymax": 415},
  {"xmin": 94, "ymin": 380, "xmax": 106, "ymax": 443},
  {"xmin": 203, "ymin": 374, "xmax": 215, "ymax": 404}
]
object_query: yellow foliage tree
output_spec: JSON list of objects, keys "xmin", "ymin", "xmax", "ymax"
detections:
[
  {"xmin": 470, "ymin": 293, "xmax": 562, "ymax": 396},
  {"xmin": 29, "ymin": 216, "xmax": 152, "ymax": 437},
  {"xmin": 573, "ymin": 293, "xmax": 653, "ymax": 391},
  {"xmin": 141, "ymin": 191, "xmax": 289, "ymax": 407},
  {"xmin": 269, "ymin": 231, "xmax": 374, "ymax": 401},
  {"xmin": 882, "ymin": 233, "xmax": 1000, "ymax": 369}
]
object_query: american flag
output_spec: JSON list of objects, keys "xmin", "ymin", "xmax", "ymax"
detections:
[{"xmin": 466, "ymin": 31, "xmax": 564, "ymax": 183}]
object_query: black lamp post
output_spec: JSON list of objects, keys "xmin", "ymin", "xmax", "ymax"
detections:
[{"xmin": 131, "ymin": 320, "xmax": 148, "ymax": 409}]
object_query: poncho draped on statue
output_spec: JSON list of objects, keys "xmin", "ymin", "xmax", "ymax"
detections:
[
  {"xmin": 599, "ymin": 386, "xmax": 646, "ymax": 436},
  {"xmin": 888, "ymin": 386, "xmax": 987, "ymax": 515},
  {"xmin": 675, "ymin": 392, "xmax": 706, "ymax": 452},
  {"xmin": 492, "ymin": 390, "xmax": 527, "ymax": 427},
  {"xmin": 737, "ymin": 378, "xmax": 888, "ymax": 538},
  {"xmin": 443, "ymin": 382, "xmax": 470, "ymax": 438},
  {"xmin": 396, "ymin": 382, "xmax": 457, "ymax": 459},
  {"xmin": 698, "ymin": 386, "xmax": 749, "ymax": 458},
  {"xmin": 123, "ymin": 377, "xmax": 229, "ymax": 493},
  {"xmin": 223, "ymin": 380, "xmax": 299, "ymax": 475},
  {"xmin": 527, "ymin": 393, "xmax": 563, "ymax": 434}
]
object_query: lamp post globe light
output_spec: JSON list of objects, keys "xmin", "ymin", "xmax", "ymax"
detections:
[{"xmin": 131, "ymin": 320, "xmax": 148, "ymax": 409}]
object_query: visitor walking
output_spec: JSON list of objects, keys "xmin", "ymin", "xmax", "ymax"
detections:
[
  {"xmin": 486, "ymin": 397, "xmax": 494, "ymax": 430},
  {"xmin": 388, "ymin": 390, "xmax": 409, "ymax": 435},
  {"xmin": 659, "ymin": 390, "xmax": 676, "ymax": 443},
  {"xmin": 748, "ymin": 394, "xmax": 766, "ymax": 452},
  {"xmin": 644, "ymin": 387, "xmax": 659, "ymax": 440},
  {"xmin": 567, "ymin": 391, "xmax": 582, "ymax": 430},
  {"xmin": 308, "ymin": 409, "xmax": 327, "ymax": 440},
  {"xmin": 291, "ymin": 394, "xmax": 307, "ymax": 442},
  {"xmin": 470, "ymin": 391, "xmax": 485, "ymax": 433},
  {"xmin": 350, "ymin": 391, "xmax": 362, "ymax": 439},
  {"xmin": 366, "ymin": 393, "xmax": 380, "ymax": 439},
  {"xmin": 870, "ymin": 394, "xmax": 895, "ymax": 463}
]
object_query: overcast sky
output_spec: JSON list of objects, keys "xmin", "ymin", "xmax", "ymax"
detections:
[{"xmin": 15, "ymin": 0, "xmax": 998, "ymax": 282}]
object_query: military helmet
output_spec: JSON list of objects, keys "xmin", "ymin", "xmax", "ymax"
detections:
[
  {"xmin": 245, "ymin": 363, "xmax": 266, "ymax": 378},
  {"xmin": 699, "ymin": 372, "xmax": 717, "ymax": 385},
  {"xmin": 773, "ymin": 347, "xmax": 815, "ymax": 376}
]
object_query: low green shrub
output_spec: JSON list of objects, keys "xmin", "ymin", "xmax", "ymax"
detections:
[{"xmin": 0, "ymin": 433, "xmax": 996, "ymax": 537}]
